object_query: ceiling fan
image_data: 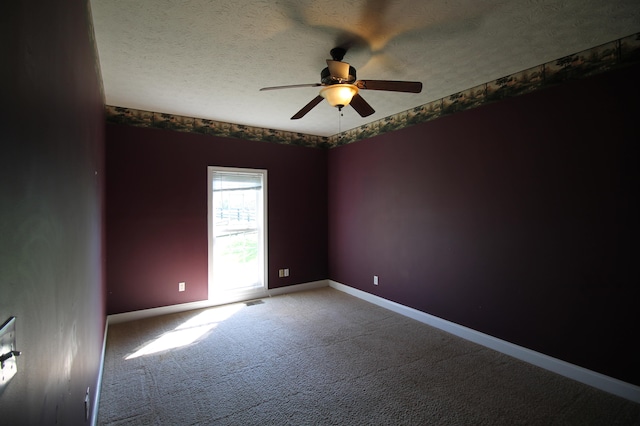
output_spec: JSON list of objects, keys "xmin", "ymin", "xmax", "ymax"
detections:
[{"xmin": 260, "ymin": 47, "xmax": 422, "ymax": 120}]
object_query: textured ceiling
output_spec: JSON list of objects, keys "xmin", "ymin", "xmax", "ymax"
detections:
[{"xmin": 90, "ymin": 0, "xmax": 640, "ymax": 137}]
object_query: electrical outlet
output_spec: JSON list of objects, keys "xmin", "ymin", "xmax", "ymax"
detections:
[
  {"xmin": 278, "ymin": 269, "xmax": 284, "ymax": 278},
  {"xmin": 178, "ymin": 282, "xmax": 185, "ymax": 292},
  {"xmin": 373, "ymin": 276, "xmax": 378, "ymax": 285}
]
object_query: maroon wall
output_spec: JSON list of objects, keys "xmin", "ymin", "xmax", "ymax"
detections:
[
  {"xmin": 106, "ymin": 125, "xmax": 328, "ymax": 314},
  {"xmin": 1, "ymin": 1, "xmax": 106, "ymax": 424},
  {"xmin": 328, "ymin": 64, "xmax": 639, "ymax": 386}
]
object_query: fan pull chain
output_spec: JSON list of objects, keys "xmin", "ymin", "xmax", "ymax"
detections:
[{"xmin": 338, "ymin": 106, "xmax": 343, "ymax": 134}]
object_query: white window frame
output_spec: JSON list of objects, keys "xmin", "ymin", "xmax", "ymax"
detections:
[{"xmin": 207, "ymin": 166, "xmax": 268, "ymax": 304}]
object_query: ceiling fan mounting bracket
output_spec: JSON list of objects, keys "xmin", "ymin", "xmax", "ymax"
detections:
[{"xmin": 330, "ymin": 47, "xmax": 347, "ymax": 61}]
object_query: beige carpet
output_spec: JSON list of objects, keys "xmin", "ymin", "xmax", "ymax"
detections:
[{"xmin": 98, "ymin": 287, "xmax": 640, "ymax": 425}]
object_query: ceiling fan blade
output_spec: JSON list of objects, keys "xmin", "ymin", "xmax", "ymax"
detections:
[
  {"xmin": 355, "ymin": 80, "xmax": 423, "ymax": 93},
  {"xmin": 326, "ymin": 60, "xmax": 350, "ymax": 80},
  {"xmin": 260, "ymin": 83, "xmax": 321, "ymax": 91},
  {"xmin": 349, "ymin": 93, "xmax": 375, "ymax": 117},
  {"xmin": 291, "ymin": 95, "xmax": 324, "ymax": 120}
]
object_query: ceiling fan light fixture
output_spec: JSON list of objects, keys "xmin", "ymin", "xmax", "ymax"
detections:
[
  {"xmin": 262, "ymin": 48, "xmax": 421, "ymax": 120},
  {"xmin": 320, "ymin": 84, "xmax": 358, "ymax": 108}
]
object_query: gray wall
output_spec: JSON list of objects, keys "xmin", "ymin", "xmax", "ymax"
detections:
[{"xmin": 1, "ymin": 1, "xmax": 106, "ymax": 424}]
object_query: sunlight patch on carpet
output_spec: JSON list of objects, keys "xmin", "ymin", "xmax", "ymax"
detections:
[{"xmin": 125, "ymin": 303, "xmax": 244, "ymax": 360}]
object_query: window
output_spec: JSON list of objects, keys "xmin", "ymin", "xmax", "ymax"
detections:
[{"xmin": 208, "ymin": 167, "xmax": 267, "ymax": 301}]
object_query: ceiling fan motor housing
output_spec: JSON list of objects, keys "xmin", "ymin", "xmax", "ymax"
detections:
[{"xmin": 321, "ymin": 65, "xmax": 357, "ymax": 85}]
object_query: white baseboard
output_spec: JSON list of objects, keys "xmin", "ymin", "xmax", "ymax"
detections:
[
  {"xmin": 92, "ymin": 319, "xmax": 108, "ymax": 426},
  {"xmin": 107, "ymin": 280, "xmax": 329, "ymax": 325},
  {"xmin": 329, "ymin": 280, "xmax": 640, "ymax": 404},
  {"xmin": 103, "ymin": 279, "xmax": 639, "ymax": 403},
  {"xmin": 267, "ymin": 279, "xmax": 329, "ymax": 296}
]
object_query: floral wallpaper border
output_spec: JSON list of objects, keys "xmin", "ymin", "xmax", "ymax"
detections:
[
  {"xmin": 106, "ymin": 32, "xmax": 640, "ymax": 149},
  {"xmin": 104, "ymin": 106, "xmax": 329, "ymax": 148}
]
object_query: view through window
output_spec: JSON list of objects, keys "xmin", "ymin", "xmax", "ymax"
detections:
[{"xmin": 208, "ymin": 167, "xmax": 267, "ymax": 300}]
